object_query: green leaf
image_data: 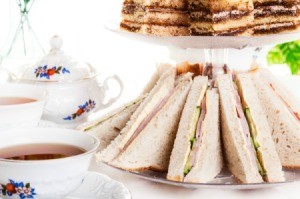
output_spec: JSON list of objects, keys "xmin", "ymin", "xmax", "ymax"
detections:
[
  {"xmin": 25, "ymin": 183, "xmax": 30, "ymax": 188},
  {"xmin": 267, "ymin": 40, "xmax": 300, "ymax": 75}
]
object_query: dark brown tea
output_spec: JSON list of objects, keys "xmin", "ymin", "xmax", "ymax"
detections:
[
  {"xmin": 0, "ymin": 143, "xmax": 86, "ymax": 161},
  {"xmin": 0, "ymin": 97, "xmax": 36, "ymax": 105}
]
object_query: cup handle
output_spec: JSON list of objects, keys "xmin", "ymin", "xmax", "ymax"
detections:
[{"xmin": 97, "ymin": 75, "xmax": 124, "ymax": 110}]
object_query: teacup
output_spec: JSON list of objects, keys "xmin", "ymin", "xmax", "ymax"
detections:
[
  {"xmin": 0, "ymin": 127, "xmax": 100, "ymax": 199},
  {"xmin": 0, "ymin": 83, "xmax": 47, "ymax": 130}
]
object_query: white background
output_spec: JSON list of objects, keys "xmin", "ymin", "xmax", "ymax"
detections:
[{"xmin": 0, "ymin": 1, "xmax": 298, "ymax": 199}]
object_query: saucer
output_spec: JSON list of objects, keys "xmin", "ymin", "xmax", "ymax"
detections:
[{"xmin": 65, "ymin": 172, "xmax": 131, "ymax": 199}]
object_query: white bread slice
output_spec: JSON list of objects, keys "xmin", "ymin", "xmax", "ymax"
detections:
[
  {"xmin": 253, "ymin": 72, "xmax": 300, "ymax": 168},
  {"xmin": 141, "ymin": 63, "xmax": 173, "ymax": 95},
  {"xmin": 184, "ymin": 88, "xmax": 223, "ymax": 183},
  {"xmin": 167, "ymin": 76, "xmax": 208, "ymax": 182},
  {"xmin": 217, "ymin": 74, "xmax": 263, "ymax": 183},
  {"xmin": 255, "ymin": 67, "xmax": 300, "ymax": 114},
  {"xmin": 175, "ymin": 72, "xmax": 194, "ymax": 86},
  {"xmin": 76, "ymin": 96, "xmax": 144, "ymax": 151},
  {"xmin": 110, "ymin": 79, "xmax": 192, "ymax": 171},
  {"xmin": 236, "ymin": 73, "xmax": 285, "ymax": 182},
  {"xmin": 98, "ymin": 68, "xmax": 176, "ymax": 163}
]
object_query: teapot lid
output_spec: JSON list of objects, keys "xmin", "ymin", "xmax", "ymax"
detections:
[{"xmin": 20, "ymin": 35, "xmax": 97, "ymax": 82}]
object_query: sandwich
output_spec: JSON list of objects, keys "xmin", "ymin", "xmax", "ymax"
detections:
[
  {"xmin": 217, "ymin": 74, "xmax": 284, "ymax": 183},
  {"xmin": 98, "ymin": 67, "xmax": 177, "ymax": 163},
  {"xmin": 109, "ymin": 79, "xmax": 192, "ymax": 171},
  {"xmin": 236, "ymin": 73, "xmax": 285, "ymax": 182},
  {"xmin": 76, "ymin": 96, "xmax": 144, "ymax": 151},
  {"xmin": 252, "ymin": 69, "xmax": 300, "ymax": 168},
  {"xmin": 167, "ymin": 76, "xmax": 223, "ymax": 183},
  {"xmin": 78, "ymin": 63, "xmax": 173, "ymax": 151}
]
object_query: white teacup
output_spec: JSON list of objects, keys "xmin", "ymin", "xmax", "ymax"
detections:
[
  {"xmin": 0, "ymin": 128, "xmax": 99, "ymax": 199},
  {"xmin": 0, "ymin": 83, "xmax": 47, "ymax": 130}
]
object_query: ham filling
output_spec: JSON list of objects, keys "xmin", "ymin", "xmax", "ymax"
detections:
[
  {"xmin": 121, "ymin": 90, "xmax": 175, "ymax": 153},
  {"xmin": 184, "ymin": 96, "xmax": 207, "ymax": 177},
  {"xmin": 232, "ymin": 85, "xmax": 258, "ymax": 167}
]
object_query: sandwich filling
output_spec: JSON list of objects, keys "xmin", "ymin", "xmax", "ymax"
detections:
[
  {"xmin": 183, "ymin": 92, "xmax": 207, "ymax": 176},
  {"xmin": 120, "ymin": 89, "xmax": 175, "ymax": 154},
  {"xmin": 233, "ymin": 85, "xmax": 266, "ymax": 176}
]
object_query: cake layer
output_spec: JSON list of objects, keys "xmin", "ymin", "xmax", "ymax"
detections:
[
  {"xmin": 254, "ymin": 14, "xmax": 299, "ymax": 25},
  {"xmin": 190, "ymin": 10, "xmax": 251, "ymax": 23},
  {"xmin": 254, "ymin": 4, "xmax": 298, "ymax": 18},
  {"xmin": 120, "ymin": 21, "xmax": 142, "ymax": 33},
  {"xmin": 253, "ymin": 21, "xmax": 297, "ymax": 34},
  {"xmin": 190, "ymin": 26, "xmax": 252, "ymax": 36},
  {"xmin": 253, "ymin": 0, "xmax": 298, "ymax": 7},
  {"xmin": 188, "ymin": 0, "xmax": 253, "ymax": 13},
  {"xmin": 141, "ymin": 24, "xmax": 190, "ymax": 36},
  {"xmin": 120, "ymin": 21, "xmax": 190, "ymax": 36},
  {"xmin": 190, "ymin": 14, "xmax": 254, "ymax": 31},
  {"xmin": 123, "ymin": 0, "xmax": 187, "ymax": 9},
  {"xmin": 122, "ymin": 4, "xmax": 189, "ymax": 26}
]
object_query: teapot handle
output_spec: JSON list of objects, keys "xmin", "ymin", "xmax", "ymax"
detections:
[{"xmin": 96, "ymin": 74, "xmax": 124, "ymax": 110}]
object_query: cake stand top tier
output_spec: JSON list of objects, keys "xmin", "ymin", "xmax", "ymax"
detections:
[{"xmin": 105, "ymin": 21, "xmax": 300, "ymax": 49}]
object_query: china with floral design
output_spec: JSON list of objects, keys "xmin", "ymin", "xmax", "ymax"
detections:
[{"xmin": 10, "ymin": 36, "xmax": 124, "ymax": 128}]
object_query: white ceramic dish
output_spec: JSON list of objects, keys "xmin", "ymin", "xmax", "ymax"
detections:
[
  {"xmin": 66, "ymin": 172, "xmax": 131, "ymax": 199},
  {"xmin": 104, "ymin": 20, "xmax": 300, "ymax": 49},
  {"xmin": 104, "ymin": 163, "xmax": 300, "ymax": 190}
]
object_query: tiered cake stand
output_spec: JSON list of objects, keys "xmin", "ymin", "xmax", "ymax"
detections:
[{"xmin": 103, "ymin": 20, "xmax": 300, "ymax": 189}]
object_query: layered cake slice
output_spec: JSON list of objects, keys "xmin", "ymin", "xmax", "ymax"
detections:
[
  {"xmin": 120, "ymin": 0, "xmax": 190, "ymax": 36},
  {"xmin": 188, "ymin": 0, "xmax": 254, "ymax": 36},
  {"xmin": 253, "ymin": 0, "xmax": 299, "ymax": 34}
]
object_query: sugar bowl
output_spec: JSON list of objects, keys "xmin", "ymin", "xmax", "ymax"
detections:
[{"xmin": 10, "ymin": 36, "xmax": 123, "ymax": 128}]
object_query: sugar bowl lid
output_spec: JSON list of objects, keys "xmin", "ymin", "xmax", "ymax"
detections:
[{"xmin": 20, "ymin": 35, "xmax": 97, "ymax": 82}]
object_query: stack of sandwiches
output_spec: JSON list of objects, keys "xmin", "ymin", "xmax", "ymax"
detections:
[
  {"xmin": 80, "ymin": 63, "xmax": 300, "ymax": 184},
  {"xmin": 120, "ymin": 0, "xmax": 190, "ymax": 36},
  {"xmin": 120, "ymin": 0, "xmax": 300, "ymax": 36}
]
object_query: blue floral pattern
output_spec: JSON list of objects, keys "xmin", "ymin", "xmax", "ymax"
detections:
[
  {"xmin": 63, "ymin": 99, "xmax": 96, "ymax": 120},
  {"xmin": 34, "ymin": 65, "xmax": 70, "ymax": 79},
  {"xmin": 1, "ymin": 179, "xmax": 36, "ymax": 199}
]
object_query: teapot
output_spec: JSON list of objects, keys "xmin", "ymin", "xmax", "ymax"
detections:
[{"xmin": 10, "ymin": 36, "xmax": 124, "ymax": 128}]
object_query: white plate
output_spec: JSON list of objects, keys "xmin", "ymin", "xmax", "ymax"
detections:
[
  {"xmin": 66, "ymin": 172, "xmax": 131, "ymax": 199},
  {"xmin": 104, "ymin": 164, "xmax": 300, "ymax": 190},
  {"xmin": 104, "ymin": 20, "xmax": 300, "ymax": 49}
]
